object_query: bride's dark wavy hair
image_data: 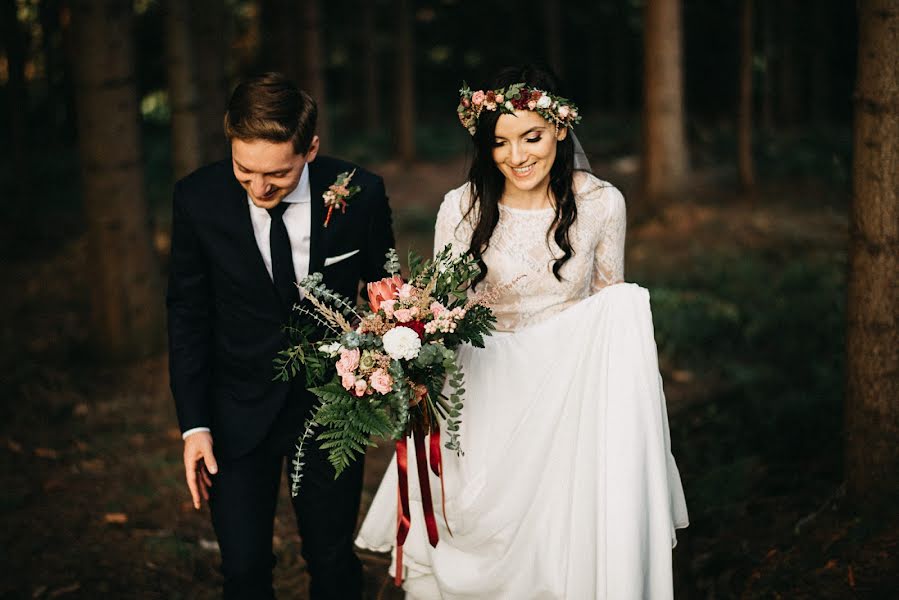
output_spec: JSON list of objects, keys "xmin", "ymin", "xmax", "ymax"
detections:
[{"xmin": 464, "ymin": 64, "xmax": 577, "ymax": 288}]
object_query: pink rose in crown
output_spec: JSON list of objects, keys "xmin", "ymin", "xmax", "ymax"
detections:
[
  {"xmin": 354, "ymin": 378, "xmax": 368, "ymax": 397},
  {"xmin": 367, "ymin": 275, "xmax": 404, "ymax": 312},
  {"xmin": 558, "ymin": 106, "xmax": 571, "ymax": 119},
  {"xmin": 336, "ymin": 348, "xmax": 360, "ymax": 377},
  {"xmin": 472, "ymin": 90, "xmax": 485, "ymax": 106},
  {"xmin": 369, "ymin": 369, "xmax": 394, "ymax": 394}
]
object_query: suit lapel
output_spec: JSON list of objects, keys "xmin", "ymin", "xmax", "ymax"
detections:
[{"xmin": 308, "ymin": 159, "xmax": 330, "ymax": 275}]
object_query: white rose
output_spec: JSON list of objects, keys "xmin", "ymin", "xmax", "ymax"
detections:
[
  {"xmin": 536, "ymin": 95, "xmax": 552, "ymax": 109},
  {"xmin": 318, "ymin": 342, "xmax": 343, "ymax": 357},
  {"xmin": 382, "ymin": 326, "xmax": 422, "ymax": 361}
]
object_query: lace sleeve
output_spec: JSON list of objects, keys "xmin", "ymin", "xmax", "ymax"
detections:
[
  {"xmin": 590, "ymin": 186, "xmax": 626, "ymax": 292},
  {"xmin": 434, "ymin": 185, "xmax": 473, "ymax": 258}
]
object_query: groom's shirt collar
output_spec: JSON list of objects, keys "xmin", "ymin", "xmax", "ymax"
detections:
[{"xmin": 281, "ymin": 162, "xmax": 311, "ymax": 204}]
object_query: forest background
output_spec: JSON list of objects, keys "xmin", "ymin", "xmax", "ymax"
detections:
[{"xmin": 1, "ymin": 0, "xmax": 897, "ymax": 598}]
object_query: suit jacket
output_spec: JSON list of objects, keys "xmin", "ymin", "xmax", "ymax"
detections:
[{"xmin": 166, "ymin": 156, "xmax": 395, "ymax": 458}]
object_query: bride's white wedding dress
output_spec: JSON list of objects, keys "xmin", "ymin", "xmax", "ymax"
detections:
[{"xmin": 356, "ymin": 173, "xmax": 689, "ymax": 599}]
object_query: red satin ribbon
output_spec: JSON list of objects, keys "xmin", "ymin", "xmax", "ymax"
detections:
[
  {"xmin": 394, "ymin": 437, "xmax": 411, "ymax": 587},
  {"xmin": 430, "ymin": 429, "xmax": 452, "ymax": 535},
  {"xmin": 414, "ymin": 424, "xmax": 440, "ymax": 547}
]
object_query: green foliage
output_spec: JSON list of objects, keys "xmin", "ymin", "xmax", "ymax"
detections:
[
  {"xmin": 643, "ymin": 250, "xmax": 846, "ymax": 462},
  {"xmin": 307, "ymin": 382, "xmax": 395, "ymax": 477},
  {"xmin": 273, "ymin": 322, "xmax": 328, "ymax": 387}
]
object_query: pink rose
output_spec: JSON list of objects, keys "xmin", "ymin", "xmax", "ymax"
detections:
[
  {"xmin": 495, "ymin": 94, "xmax": 504, "ymax": 103},
  {"xmin": 558, "ymin": 106, "xmax": 570, "ymax": 119},
  {"xmin": 393, "ymin": 308, "xmax": 413, "ymax": 323},
  {"xmin": 369, "ymin": 369, "xmax": 393, "ymax": 394},
  {"xmin": 410, "ymin": 306, "xmax": 420, "ymax": 317},
  {"xmin": 527, "ymin": 100, "xmax": 537, "ymax": 110},
  {"xmin": 471, "ymin": 90, "xmax": 485, "ymax": 106},
  {"xmin": 335, "ymin": 348, "xmax": 360, "ymax": 377},
  {"xmin": 341, "ymin": 372, "xmax": 356, "ymax": 391},
  {"xmin": 381, "ymin": 299, "xmax": 396, "ymax": 317},
  {"xmin": 398, "ymin": 284, "xmax": 415, "ymax": 299},
  {"xmin": 430, "ymin": 301, "xmax": 446, "ymax": 317},
  {"xmin": 354, "ymin": 378, "xmax": 368, "ymax": 397}
]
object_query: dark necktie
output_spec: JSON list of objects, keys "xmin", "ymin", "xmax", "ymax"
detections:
[{"xmin": 267, "ymin": 202, "xmax": 299, "ymax": 308}]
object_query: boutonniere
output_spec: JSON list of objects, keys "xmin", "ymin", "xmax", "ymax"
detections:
[{"xmin": 323, "ymin": 169, "xmax": 361, "ymax": 227}]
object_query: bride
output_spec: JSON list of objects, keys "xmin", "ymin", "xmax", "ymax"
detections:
[{"xmin": 356, "ymin": 65, "xmax": 689, "ymax": 599}]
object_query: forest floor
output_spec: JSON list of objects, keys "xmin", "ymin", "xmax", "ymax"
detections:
[{"xmin": 1, "ymin": 157, "xmax": 896, "ymax": 599}]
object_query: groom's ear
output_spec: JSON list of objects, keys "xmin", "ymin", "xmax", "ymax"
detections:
[{"xmin": 304, "ymin": 135, "xmax": 321, "ymax": 163}]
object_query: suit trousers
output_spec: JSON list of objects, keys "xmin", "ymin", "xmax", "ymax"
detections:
[{"xmin": 208, "ymin": 394, "xmax": 365, "ymax": 599}]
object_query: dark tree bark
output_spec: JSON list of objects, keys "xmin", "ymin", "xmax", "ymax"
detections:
[
  {"xmin": 192, "ymin": 0, "xmax": 229, "ymax": 163},
  {"xmin": 362, "ymin": 0, "xmax": 381, "ymax": 134},
  {"xmin": 642, "ymin": 0, "xmax": 690, "ymax": 200},
  {"xmin": 259, "ymin": 0, "xmax": 328, "ymax": 145},
  {"xmin": 395, "ymin": 0, "xmax": 416, "ymax": 162},
  {"xmin": 544, "ymin": 0, "xmax": 563, "ymax": 80},
  {"xmin": 760, "ymin": 0, "xmax": 774, "ymax": 133},
  {"xmin": 165, "ymin": 0, "xmax": 203, "ymax": 179},
  {"xmin": 738, "ymin": 0, "xmax": 755, "ymax": 190},
  {"xmin": 1, "ymin": 0, "xmax": 29, "ymax": 200},
  {"xmin": 299, "ymin": 0, "xmax": 328, "ymax": 143},
  {"xmin": 845, "ymin": 0, "xmax": 899, "ymax": 511},
  {"xmin": 69, "ymin": 0, "xmax": 164, "ymax": 358}
]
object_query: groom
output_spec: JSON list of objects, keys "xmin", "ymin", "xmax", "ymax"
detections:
[{"xmin": 167, "ymin": 72, "xmax": 394, "ymax": 599}]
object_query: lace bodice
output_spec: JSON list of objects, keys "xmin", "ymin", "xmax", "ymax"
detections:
[{"xmin": 434, "ymin": 171, "xmax": 626, "ymax": 332}]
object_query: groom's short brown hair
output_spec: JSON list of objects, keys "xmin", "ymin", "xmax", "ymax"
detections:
[{"xmin": 224, "ymin": 72, "xmax": 318, "ymax": 155}]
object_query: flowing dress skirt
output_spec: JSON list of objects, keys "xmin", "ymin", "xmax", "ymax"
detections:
[{"xmin": 356, "ymin": 284, "xmax": 689, "ymax": 599}]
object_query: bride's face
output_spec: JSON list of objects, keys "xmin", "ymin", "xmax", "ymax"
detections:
[{"xmin": 492, "ymin": 110, "xmax": 568, "ymax": 195}]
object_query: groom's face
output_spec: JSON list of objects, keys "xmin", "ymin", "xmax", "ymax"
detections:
[{"xmin": 231, "ymin": 137, "xmax": 320, "ymax": 209}]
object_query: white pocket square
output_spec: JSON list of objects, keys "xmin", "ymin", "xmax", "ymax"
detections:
[{"xmin": 324, "ymin": 249, "xmax": 360, "ymax": 267}]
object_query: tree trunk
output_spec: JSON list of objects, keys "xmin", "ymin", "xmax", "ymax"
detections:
[
  {"xmin": 845, "ymin": 0, "xmax": 899, "ymax": 511},
  {"xmin": 395, "ymin": 0, "xmax": 416, "ymax": 162},
  {"xmin": 192, "ymin": 0, "xmax": 229, "ymax": 163},
  {"xmin": 299, "ymin": 0, "xmax": 328, "ymax": 144},
  {"xmin": 165, "ymin": 0, "xmax": 203, "ymax": 179},
  {"xmin": 69, "ymin": 0, "xmax": 164, "ymax": 358},
  {"xmin": 642, "ymin": 0, "xmax": 690, "ymax": 200},
  {"xmin": 259, "ymin": 0, "xmax": 302, "ymax": 83},
  {"xmin": 760, "ymin": 0, "xmax": 774, "ymax": 133},
  {"xmin": 544, "ymin": 0, "xmax": 563, "ymax": 80},
  {"xmin": 362, "ymin": 0, "xmax": 381, "ymax": 134},
  {"xmin": 737, "ymin": 0, "xmax": 755, "ymax": 190},
  {"xmin": 1, "ymin": 0, "xmax": 29, "ymax": 201}
]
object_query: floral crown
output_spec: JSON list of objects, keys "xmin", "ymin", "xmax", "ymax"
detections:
[{"xmin": 456, "ymin": 82, "xmax": 581, "ymax": 136}]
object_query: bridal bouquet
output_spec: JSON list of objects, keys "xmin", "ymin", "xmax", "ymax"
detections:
[{"xmin": 274, "ymin": 247, "xmax": 496, "ymax": 497}]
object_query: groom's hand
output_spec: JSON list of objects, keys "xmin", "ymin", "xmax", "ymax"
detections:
[{"xmin": 183, "ymin": 431, "xmax": 218, "ymax": 509}]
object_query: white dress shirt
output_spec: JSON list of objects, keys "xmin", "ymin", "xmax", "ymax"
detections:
[{"xmin": 182, "ymin": 164, "xmax": 313, "ymax": 440}]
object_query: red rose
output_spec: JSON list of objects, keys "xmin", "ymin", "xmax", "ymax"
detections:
[{"xmin": 404, "ymin": 320, "xmax": 426, "ymax": 340}]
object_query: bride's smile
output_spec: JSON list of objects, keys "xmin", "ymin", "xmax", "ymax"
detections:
[{"xmin": 493, "ymin": 109, "xmax": 568, "ymax": 207}]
